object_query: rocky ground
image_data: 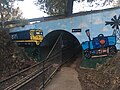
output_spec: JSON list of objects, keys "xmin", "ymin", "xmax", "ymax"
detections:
[
  {"xmin": 77, "ymin": 52, "xmax": 120, "ymax": 90},
  {"xmin": 0, "ymin": 29, "xmax": 37, "ymax": 80}
]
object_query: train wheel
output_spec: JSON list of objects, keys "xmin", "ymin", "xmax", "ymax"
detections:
[
  {"xmin": 36, "ymin": 41, "xmax": 40, "ymax": 45},
  {"xmin": 109, "ymin": 46, "xmax": 117, "ymax": 54},
  {"xmin": 84, "ymin": 50, "xmax": 91, "ymax": 59}
]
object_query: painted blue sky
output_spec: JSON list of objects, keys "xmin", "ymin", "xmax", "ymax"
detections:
[{"xmin": 10, "ymin": 7, "xmax": 120, "ymax": 49}]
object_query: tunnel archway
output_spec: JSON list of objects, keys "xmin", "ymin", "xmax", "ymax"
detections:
[{"xmin": 40, "ymin": 30, "xmax": 82, "ymax": 61}]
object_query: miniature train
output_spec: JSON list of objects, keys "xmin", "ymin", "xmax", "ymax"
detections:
[
  {"xmin": 82, "ymin": 29, "xmax": 117, "ymax": 59},
  {"xmin": 9, "ymin": 29, "xmax": 43, "ymax": 46}
]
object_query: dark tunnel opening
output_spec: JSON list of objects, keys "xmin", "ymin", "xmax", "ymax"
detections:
[{"xmin": 40, "ymin": 30, "xmax": 82, "ymax": 61}]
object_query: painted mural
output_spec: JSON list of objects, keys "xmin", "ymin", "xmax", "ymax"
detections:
[
  {"xmin": 82, "ymin": 29, "xmax": 117, "ymax": 59},
  {"xmin": 10, "ymin": 7, "xmax": 120, "ymax": 49}
]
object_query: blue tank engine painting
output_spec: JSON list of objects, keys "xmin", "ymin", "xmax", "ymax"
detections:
[
  {"xmin": 82, "ymin": 29, "xmax": 117, "ymax": 59},
  {"xmin": 9, "ymin": 29, "xmax": 43, "ymax": 46}
]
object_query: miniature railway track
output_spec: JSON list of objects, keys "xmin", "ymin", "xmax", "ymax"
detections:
[
  {"xmin": 1, "ymin": 49, "xmax": 77, "ymax": 90},
  {"xmin": 3, "ymin": 53, "xmax": 76, "ymax": 90},
  {"xmin": 0, "ymin": 33, "xmax": 80, "ymax": 90},
  {"xmin": 2, "ymin": 53, "xmax": 62, "ymax": 90},
  {"xmin": 0, "ymin": 62, "xmax": 41, "ymax": 90},
  {"xmin": 0, "ymin": 51, "xmax": 60, "ymax": 90},
  {"xmin": 4, "ymin": 64, "xmax": 55, "ymax": 90},
  {"xmin": 0, "ymin": 50, "xmax": 63, "ymax": 90}
]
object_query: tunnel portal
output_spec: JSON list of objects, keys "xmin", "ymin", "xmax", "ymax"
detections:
[{"xmin": 40, "ymin": 30, "xmax": 82, "ymax": 62}]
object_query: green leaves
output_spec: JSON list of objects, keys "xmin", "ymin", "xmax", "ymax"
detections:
[
  {"xmin": 0, "ymin": 0, "xmax": 24, "ymax": 28},
  {"xmin": 35, "ymin": 0, "xmax": 116, "ymax": 16},
  {"xmin": 35, "ymin": 0, "xmax": 67, "ymax": 15}
]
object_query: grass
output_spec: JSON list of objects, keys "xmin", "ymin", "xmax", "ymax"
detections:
[
  {"xmin": 80, "ymin": 56, "xmax": 110, "ymax": 69},
  {"xmin": 80, "ymin": 49, "xmax": 120, "ymax": 69}
]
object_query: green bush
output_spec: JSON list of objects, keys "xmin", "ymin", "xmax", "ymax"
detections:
[{"xmin": 80, "ymin": 57, "xmax": 109, "ymax": 68}]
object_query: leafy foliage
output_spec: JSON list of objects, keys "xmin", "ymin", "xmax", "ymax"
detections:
[
  {"xmin": 35, "ymin": 0, "xmax": 116, "ymax": 16},
  {"xmin": 0, "ymin": 0, "xmax": 25, "ymax": 28},
  {"xmin": 113, "ymin": 0, "xmax": 120, "ymax": 7},
  {"xmin": 35, "ymin": 0, "xmax": 67, "ymax": 15}
]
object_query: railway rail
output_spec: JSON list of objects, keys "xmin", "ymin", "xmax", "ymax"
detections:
[
  {"xmin": 4, "ymin": 64, "xmax": 57, "ymax": 90},
  {"xmin": 0, "ymin": 33, "xmax": 80, "ymax": 90},
  {"xmin": 0, "ymin": 62, "xmax": 40, "ymax": 90},
  {"xmin": 0, "ymin": 50, "xmax": 62, "ymax": 90},
  {"xmin": 1, "ymin": 51, "xmax": 73, "ymax": 90}
]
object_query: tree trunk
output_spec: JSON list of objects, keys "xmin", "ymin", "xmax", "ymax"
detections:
[{"xmin": 65, "ymin": 0, "xmax": 74, "ymax": 16}]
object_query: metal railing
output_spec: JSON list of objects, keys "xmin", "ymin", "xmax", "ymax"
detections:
[
  {"xmin": 38, "ymin": 33, "xmax": 80, "ymax": 90},
  {"xmin": 2, "ymin": 32, "xmax": 79, "ymax": 90}
]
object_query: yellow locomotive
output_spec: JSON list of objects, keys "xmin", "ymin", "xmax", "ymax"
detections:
[{"xmin": 10, "ymin": 29, "xmax": 43, "ymax": 46}]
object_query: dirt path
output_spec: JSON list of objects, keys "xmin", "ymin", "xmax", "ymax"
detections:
[{"xmin": 45, "ymin": 60, "xmax": 82, "ymax": 90}]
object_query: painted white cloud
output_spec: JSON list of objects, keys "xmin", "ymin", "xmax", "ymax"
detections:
[
  {"xmin": 47, "ymin": 29, "xmax": 53, "ymax": 33},
  {"xmin": 57, "ymin": 23, "xmax": 61, "ymax": 25},
  {"xmin": 93, "ymin": 18, "xmax": 104, "ymax": 25},
  {"xmin": 45, "ymin": 26, "xmax": 49, "ymax": 29},
  {"xmin": 91, "ymin": 32, "xmax": 95, "ymax": 35},
  {"xmin": 38, "ymin": 27, "xmax": 42, "ymax": 29},
  {"xmin": 70, "ymin": 20, "xmax": 73, "ymax": 24},
  {"xmin": 61, "ymin": 24, "xmax": 66, "ymax": 28},
  {"xmin": 79, "ymin": 23, "xmax": 88, "ymax": 28},
  {"xmin": 82, "ymin": 39, "xmax": 86, "ymax": 41},
  {"xmin": 101, "ymin": 27, "xmax": 109, "ymax": 32},
  {"xmin": 73, "ymin": 33, "xmax": 81, "ymax": 36}
]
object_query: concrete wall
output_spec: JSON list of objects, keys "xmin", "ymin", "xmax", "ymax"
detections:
[{"xmin": 10, "ymin": 7, "xmax": 120, "ymax": 49}]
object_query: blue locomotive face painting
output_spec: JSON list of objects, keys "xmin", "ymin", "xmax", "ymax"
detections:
[
  {"xmin": 82, "ymin": 29, "xmax": 117, "ymax": 59},
  {"xmin": 10, "ymin": 7, "xmax": 120, "ymax": 49}
]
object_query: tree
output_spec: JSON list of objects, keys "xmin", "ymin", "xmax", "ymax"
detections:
[
  {"xmin": 35, "ymin": 0, "xmax": 116, "ymax": 16},
  {"xmin": 0, "ymin": 0, "xmax": 25, "ymax": 28},
  {"xmin": 113, "ymin": 0, "xmax": 120, "ymax": 7},
  {"xmin": 35, "ymin": 0, "xmax": 67, "ymax": 16}
]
